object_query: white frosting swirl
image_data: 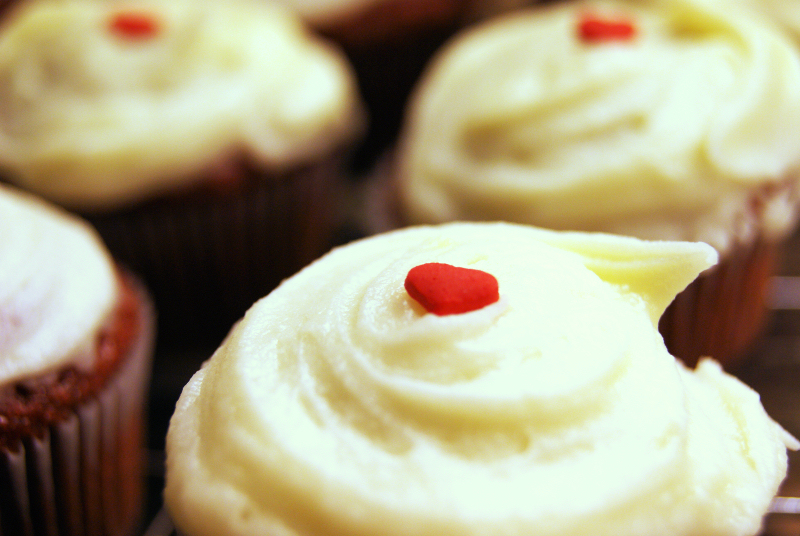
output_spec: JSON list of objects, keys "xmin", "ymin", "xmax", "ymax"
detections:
[
  {"xmin": 165, "ymin": 222, "xmax": 797, "ymax": 536},
  {"xmin": 398, "ymin": 0, "xmax": 800, "ymax": 254},
  {"xmin": 0, "ymin": 0, "xmax": 363, "ymax": 210},
  {"xmin": 0, "ymin": 184, "xmax": 117, "ymax": 385}
]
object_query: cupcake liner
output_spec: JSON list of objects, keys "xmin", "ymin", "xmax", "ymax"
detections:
[
  {"xmin": 85, "ymin": 157, "xmax": 344, "ymax": 346},
  {"xmin": 0, "ymin": 281, "xmax": 155, "ymax": 536},
  {"xmin": 659, "ymin": 237, "xmax": 779, "ymax": 370}
]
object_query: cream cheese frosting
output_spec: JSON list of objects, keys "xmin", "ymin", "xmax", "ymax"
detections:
[
  {"xmin": 165, "ymin": 222, "xmax": 797, "ymax": 536},
  {"xmin": 0, "ymin": 184, "xmax": 117, "ymax": 385},
  {"xmin": 397, "ymin": 0, "xmax": 800, "ymax": 255},
  {"xmin": 0, "ymin": 0, "xmax": 363, "ymax": 210}
]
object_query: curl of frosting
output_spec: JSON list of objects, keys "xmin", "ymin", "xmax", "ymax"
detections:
[
  {"xmin": 397, "ymin": 0, "xmax": 800, "ymax": 254},
  {"xmin": 0, "ymin": 0, "xmax": 364, "ymax": 210},
  {"xmin": 0, "ymin": 184, "xmax": 117, "ymax": 384},
  {"xmin": 165, "ymin": 222, "xmax": 797, "ymax": 536}
]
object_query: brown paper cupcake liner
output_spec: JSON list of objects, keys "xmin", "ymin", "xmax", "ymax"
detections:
[
  {"xmin": 659, "ymin": 237, "xmax": 778, "ymax": 370},
  {"xmin": 84, "ymin": 157, "xmax": 344, "ymax": 346},
  {"xmin": 0, "ymin": 282, "xmax": 155, "ymax": 536}
]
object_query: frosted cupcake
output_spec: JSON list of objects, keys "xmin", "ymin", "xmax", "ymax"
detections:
[
  {"xmin": 0, "ymin": 0, "xmax": 365, "ymax": 344},
  {"xmin": 0, "ymin": 184, "xmax": 155, "ymax": 536},
  {"xmin": 394, "ymin": 0, "xmax": 800, "ymax": 368},
  {"xmin": 165, "ymin": 222, "xmax": 797, "ymax": 536}
]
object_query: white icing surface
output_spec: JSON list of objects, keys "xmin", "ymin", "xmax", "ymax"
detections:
[
  {"xmin": 0, "ymin": 184, "xmax": 117, "ymax": 384},
  {"xmin": 736, "ymin": 0, "xmax": 800, "ymax": 41}
]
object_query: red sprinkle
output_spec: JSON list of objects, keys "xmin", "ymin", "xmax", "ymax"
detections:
[
  {"xmin": 404, "ymin": 263, "xmax": 499, "ymax": 316},
  {"xmin": 578, "ymin": 13, "xmax": 636, "ymax": 42},
  {"xmin": 109, "ymin": 11, "xmax": 160, "ymax": 40}
]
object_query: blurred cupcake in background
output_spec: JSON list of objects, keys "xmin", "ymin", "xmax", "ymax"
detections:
[
  {"xmin": 0, "ymin": 0, "xmax": 366, "ymax": 345},
  {"xmin": 270, "ymin": 0, "xmax": 539, "ymax": 169},
  {"xmin": 0, "ymin": 183, "xmax": 155, "ymax": 536},
  {"xmin": 391, "ymin": 0, "xmax": 800, "ymax": 369}
]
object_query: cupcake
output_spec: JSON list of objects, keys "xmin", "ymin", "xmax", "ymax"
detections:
[
  {"xmin": 392, "ymin": 0, "xmax": 800, "ymax": 368},
  {"xmin": 271, "ymin": 0, "xmax": 537, "ymax": 168},
  {"xmin": 0, "ymin": 184, "xmax": 155, "ymax": 536},
  {"xmin": 165, "ymin": 221, "xmax": 797, "ymax": 536},
  {"xmin": 0, "ymin": 0, "xmax": 365, "ymax": 344}
]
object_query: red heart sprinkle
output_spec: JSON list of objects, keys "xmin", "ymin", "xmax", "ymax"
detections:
[
  {"xmin": 404, "ymin": 263, "xmax": 499, "ymax": 316},
  {"xmin": 578, "ymin": 13, "xmax": 636, "ymax": 42},
  {"xmin": 109, "ymin": 11, "xmax": 160, "ymax": 40}
]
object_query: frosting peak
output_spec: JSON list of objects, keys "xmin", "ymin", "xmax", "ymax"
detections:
[{"xmin": 166, "ymin": 222, "xmax": 794, "ymax": 536}]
